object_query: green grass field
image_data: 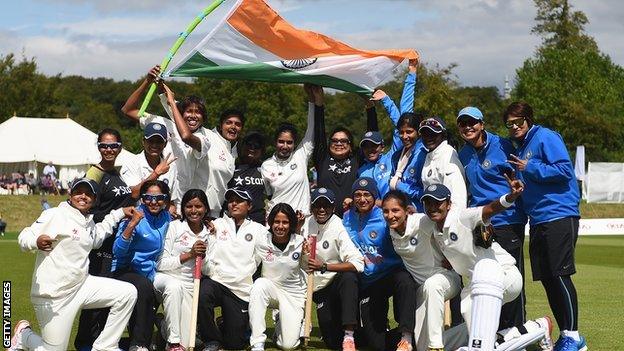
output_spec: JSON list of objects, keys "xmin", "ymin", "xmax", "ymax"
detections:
[{"xmin": 1, "ymin": 195, "xmax": 624, "ymax": 350}]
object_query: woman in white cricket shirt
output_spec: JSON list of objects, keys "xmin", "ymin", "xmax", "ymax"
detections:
[
  {"xmin": 122, "ymin": 65, "xmax": 242, "ymax": 218},
  {"xmin": 10, "ymin": 179, "xmax": 137, "ymax": 351},
  {"xmin": 300, "ymin": 187, "xmax": 364, "ymax": 351},
  {"xmin": 198, "ymin": 188, "xmax": 268, "ymax": 351},
  {"xmin": 249, "ymin": 203, "xmax": 307, "ymax": 351},
  {"xmin": 261, "ymin": 84, "xmax": 319, "ymax": 215},
  {"xmin": 153, "ymin": 189, "xmax": 211, "ymax": 351}
]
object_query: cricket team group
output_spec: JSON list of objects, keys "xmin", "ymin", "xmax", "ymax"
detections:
[{"xmin": 10, "ymin": 60, "xmax": 585, "ymax": 351}]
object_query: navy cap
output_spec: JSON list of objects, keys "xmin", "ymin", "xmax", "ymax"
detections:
[
  {"xmin": 311, "ymin": 187, "xmax": 336, "ymax": 205},
  {"xmin": 359, "ymin": 131, "xmax": 384, "ymax": 146},
  {"xmin": 71, "ymin": 178, "xmax": 99, "ymax": 197},
  {"xmin": 225, "ymin": 187, "xmax": 252, "ymax": 202},
  {"xmin": 351, "ymin": 177, "xmax": 379, "ymax": 200},
  {"xmin": 457, "ymin": 107, "xmax": 484, "ymax": 121},
  {"xmin": 419, "ymin": 117, "xmax": 447, "ymax": 134},
  {"xmin": 420, "ymin": 183, "xmax": 451, "ymax": 202},
  {"xmin": 144, "ymin": 122, "xmax": 168, "ymax": 141}
]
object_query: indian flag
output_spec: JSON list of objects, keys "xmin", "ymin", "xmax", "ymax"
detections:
[{"xmin": 166, "ymin": 0, "xmax": 418, "ymax": 94}]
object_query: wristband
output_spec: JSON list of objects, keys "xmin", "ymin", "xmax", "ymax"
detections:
[
  {"xmin": 320, "ymin": 262, "xmax": 328, "ymax": 274},
  {"xmin": 499, "ymin": 194, "xmax": 514, "ymax": 208}
]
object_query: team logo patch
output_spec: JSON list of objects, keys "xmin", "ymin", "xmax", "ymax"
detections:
[
  {"xmin": 471, "ymin": 339, "xmax": 482, "ymax": 348},
  {"xmin": 482, "ymin": 159, "xmax": 491, "ymax": 169},
  {"xmin": 292, "ymin": 252, "xmax": 300, "ymax": 260},
  {"xmin": 280, "ymin": 58, "xmax": 318, "ymax": 70},
  {"xmin": 245, "ymin": 233, "xmax": 253, "ymax": 242},
  {"xmin": 427, "ymin": 169, "xmax": 433, "ymax": 177},
  {"xmin": 153, "ymin": 123, "xmax": 162, "ymax": 130},
  {"xmin": 525, "ymin": 150, "xmax": 533, "ymax": 159},
  {"xmin": 365, "ymin": 131, "xmax": 373, "ymax": 137},
  {"xmin": 322, "ymin": 240, "xmax": 330, "ymax": 249},
  {"xmin": 450, "ymin": 232, "xmax": 458, "ymax": 241},
  {"xmin": 369, "ymin": 231, "xmax": 378, "ymax": 239},
  {"xmin": 319, "ymin": 187, "xmax": 327, "ymax": 194},
  {"xmin": 410, "ymin": 237, "xmax": 418, "ymax": 246},
  {"xmin": 427, "ymin": 184, "xmax": 437, "ymax": 191},
  {"xmin": 380, "ymin": 164, "xmax": 385, "ymax": 170},
  {"xmin": 290, "ymin": 164, "xmax": 297, "ymax": 170},
  {"xmin": 359, "ymin": 179, "xmax": 368, "ymax": 187},
  {"xmin": 409, "ymin": 168, "xmax": 415, "ymax": 174}
]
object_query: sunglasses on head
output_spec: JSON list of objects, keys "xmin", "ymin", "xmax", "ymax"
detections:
[
  {"xmin": 419, "ymin": 119, "xmax": 444, "ymax": 130},
  {"xmin": 97, "ymin": 142, "xmax": 121, "ymax": 150},
  {"xmin": 505, "ymin": 117, "xmax": 526, "ymax": 129},
  {"xmin": 141, "ymin": 194, "xmax": 168, "ymax": 203}
]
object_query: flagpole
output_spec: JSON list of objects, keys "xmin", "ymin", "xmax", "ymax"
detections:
[{"xmin": 138, "ymin": 0, "xmax": 227, "ymax": 117}]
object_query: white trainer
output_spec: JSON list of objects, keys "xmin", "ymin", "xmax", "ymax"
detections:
[
  {"xmin": 535, "ymin": 316, "xmax": 554, "ymax": 351},
  {"xmin": 9, "ymin": 320, "xmax": 31, "ymax": 351}
]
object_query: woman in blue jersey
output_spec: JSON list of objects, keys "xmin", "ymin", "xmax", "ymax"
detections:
[
  {"xmin": 456, "ymin": 106, "xmax": 528, "ymax": 331},
  {"xmin": 112, "ymin": 179, "xmax": 172, "ymax": 351},
  {"xmin": 503, "ymin": 102, "xmax": 585, "ymax": 351},
  {"xmin": 342, "ymin": 177, "xmax": 417, "ymax": 351}
]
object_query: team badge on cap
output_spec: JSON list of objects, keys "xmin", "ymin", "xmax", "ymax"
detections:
[
  {"xmin": 450, "ymin": 232, "xmax": 458, "ymax": 241},
  {"xmin": 428, "ymin": 184, "xmax": 437, "ymax": 191},
  {"xmin": 369, "ymin": 231, "xmax": 378, "ymax": 239},
  {"xmin": 319, "ymin": 188, "xmax": 327, "ymax": 194},
  {"xmin": 359, "ymin": 179, "xmax": 368, "ymax": 187},
  {"xmin": 410, "ymin": 237, "xmax": 418, "ymax": 246},
  {"xmin": 292, "ymin": 252, "xmax": 300, "ymax": 260},
  {"xmin": 365, "ymin": 131, "xmax": 372, "ymax": 137},
  {"xmin": 322, "ymin": 241, "xmax": 329, "ymax": 249},
  {"xmin": 153, "ymin": 124, "xmax": 162, "ymax": 130},
  {"xmin": 245, "ymin": 233, "xmax": 253, "ymax": 242}
]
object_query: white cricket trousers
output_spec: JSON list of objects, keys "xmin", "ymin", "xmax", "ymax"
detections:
[
  {"xmin": 248, "ymin": 278, "xmax": 304, "ymax": 350},
  {"xmin": 153, "ymin": 272, "xmax": 194, "ymax": 347},
  {"xmin": 414, "ymin": 270, "xmax": 462, "ymax": 350},
  {"xmin": 23, "ymin": 275, "xmax": 137, "ymax": 351}
]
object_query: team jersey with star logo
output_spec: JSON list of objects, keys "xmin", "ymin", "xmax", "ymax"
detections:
[
  {"xmin": 205, "ymin": 214, "xmax": 268, "ymax": 301},
  {"xmin": 431, "ymin": 207, "xmax": 516, "ymax": 280},
  {"xmin": 225, "ymin": 164, "xmax": 266, "ymax": 224},
  {"xmin": 254, "ymin": 231, "xmax": 307, "ymax": 299},
  {"xmin": 261, "ymin": 103, "xmax": 315, "ymax": 215},
  {"xmin": 157, "ymin": 219, "xmax": 211, "ymax": 282},
  {"xmin": 300, "ymin": 214, "xmax": 364, "ymax": 292}
]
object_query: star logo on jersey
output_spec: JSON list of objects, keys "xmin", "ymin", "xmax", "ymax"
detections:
[
  {"xmin": 290, "ymin": 164, "xmax": 297, "ymax": 170},
  {"xmin": 292, "ymin": 252, "xmax": 300, "ymax": 260},
  {"xmin": 328, "ymin": 164, "xmax": 337, "ymax": 171},
  {"xmin": 450, "ymin": 232, "xmax": 458, "ymax": 241},
  {"xmin": 410, "ymin": 237, "xmax": 418, "ymax": 246},
  {"xmin": 322, "ymin": 241, "xmax": 330, "ymax": 249},
  {"xmin": 245, "ymin": 233, "xmax": 253, "ymax": 242},
  {"xmin": 234, "ymin": 176, "xmax": 244, "ymax": 186},
  {"xmin": 369, "ymin": 231, "xmax": 378, "ymax": 239},
  {"xmin": 482, "ymin": 159, "xmax": 492, "ymax": 169}
]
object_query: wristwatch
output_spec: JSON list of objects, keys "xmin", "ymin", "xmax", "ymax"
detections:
[{"xmin": 320, "ymin": 262, "xmax": 328, "ymax": 274}]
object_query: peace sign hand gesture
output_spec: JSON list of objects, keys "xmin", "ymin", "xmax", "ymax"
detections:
[
  {"xmin": 507, "ymin": 154, "xmax": 528, "ymax": 172},
  {"xmin": 154, "ymin": 153, "xmax": 177, "ymax": 177},
  {"xmin": 503, "ymin": 170, "xmax": 524, "ymax": 202}
]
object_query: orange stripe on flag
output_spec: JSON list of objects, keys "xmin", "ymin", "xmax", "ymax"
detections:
[{"xmin": 227, "ymin": 0, "xmax": 418, "ymax": 62}]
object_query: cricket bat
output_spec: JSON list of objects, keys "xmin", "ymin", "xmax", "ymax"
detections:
[
  {"xmin": 188, "ymin": 255, "xmax": 203, "ymax": 351},
  {"xmin": 302, "ymin": 234, "xmax": 317, "ymax": 348}
]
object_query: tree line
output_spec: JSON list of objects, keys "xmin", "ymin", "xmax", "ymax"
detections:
[{"xmin": 1, "ymin": 0, "xmax": 622, "ymax": 161}]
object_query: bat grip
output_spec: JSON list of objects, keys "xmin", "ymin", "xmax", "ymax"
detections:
[{"xmin": 194, "ymin": 256, "xmax": 203, "ymax": 279}]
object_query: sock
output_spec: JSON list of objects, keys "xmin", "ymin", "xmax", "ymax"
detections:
[
  {"xmin": 344, "ymin": 330, "xmax": 354, "ymax": 340},
  {"xmin": 562, "ymin": 330, "xmax": 580, "ymax": 342},
  {"xmin": 401, "ymin": 332, "xmax": 412, "ymax": 344}
]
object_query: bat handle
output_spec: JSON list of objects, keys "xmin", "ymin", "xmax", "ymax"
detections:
[{"xmin": 194, "ymin": 255, "xmax": 204, "ymax": 279}]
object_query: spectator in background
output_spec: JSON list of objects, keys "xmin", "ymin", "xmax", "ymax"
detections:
[
  {"xmin": 43, "ymin": 161, "xmax": 57, "ymax": 179},
  {"xmin": 0, "ymin": 212, "xmax": 6, "ymax": 236},
  {"xmin": 40, "ymin": 174, "xmax": 55, "ymax": 195},
  {"xmin": 26, "ymin": 173, "xmax": 37, "ymax": 194}
]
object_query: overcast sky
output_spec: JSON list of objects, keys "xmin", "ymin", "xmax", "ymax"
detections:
[{"xmin": 1, "ymin": 0, "xmax": 622, "ymax": 91}]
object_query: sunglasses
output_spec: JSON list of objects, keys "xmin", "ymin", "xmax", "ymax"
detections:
[
  {"xmin": 419, "ymin": 119, "xmax": 445, "ymax": 130},
  {"xmin": 457, "ymin": 117, "xmax": 481, "ymax": 128},
  {"xmin": 505, "ymin": 117, "xmax": 526, "ymax": 129},
  {"xmin": 97, "ymin": 142, "xmax": 121, "ymax": 150},
  {"xmin": 141, "ymin": 194, "xmax": 168, "ymax": 203},
  {"xmin": 330, "ymin": 138, "xmax": 350, "ymax": 145}
]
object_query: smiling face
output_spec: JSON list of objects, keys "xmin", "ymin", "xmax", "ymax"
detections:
[
  {"xmin": 271, "ymin": 212, "xmax": 291, "ymax": 244},
  {"xmin": 275, "ymin": 131, "xmax": 295, "ymax": 159},
  {"xmin": 361, "ymin": 140, "xmax": 384, "ymax": 162},
  {"xmin": 382, "ymin": 197, "xmax": 408, "ymax": 233},
  {"xmin": 182, "ymin": 103, "xmax": 204, "ymax": 132},
  {"xmin": 353, "ymin": 190, "xmax": 375, "ymax": 214},
  {"xmin": 184, "ymin": 197, "xmax": 207, "ymax": 225},
  {"xmin": 69, "ymin": 184, "xmax": 96, "ymax": 214},
  {"xmin": 143, "ymin": 135, "xmax": 166, "ymax": 158},
  {"xmin": 142, "ymin": 185, "xmax": 167, "ymax": 215},
  {"xmin": 457, "ymin": 117, "xmax": 484, "ymax": 146},
  {"xmin": 98, "ymin": 133, "xmax": 121, "ymax": 163},
  {"xmin": 423, "ymin": 197, "xmax": 451, "ymax": 225},
  {"xmin": 420, "ymin": 128, "xmax": 444, "ymax": 151},
  {"xmin": 227, "ymin": 195, "xmax": 251, "ymax": 220},
  {"xmin": 399, "ymin": 125, "xmax": 418, "ymax": 149},
  {"xmin": 505, "ymin": 115, "xmax": 530, "ymax": 140},
  {"xmin": 220, "ymin": 115, "xmax": 243, "ymax": 142},
  {"xmin": 329, "ymin": 131, "xmax": 351, "ymax": 160},
  {"xmin": 311, "ymin": 198, "xmax": 335, "ymax": 224},
  {"xmin": 240, "ymin": 143, "xmax": 263, "ymax": 165}
]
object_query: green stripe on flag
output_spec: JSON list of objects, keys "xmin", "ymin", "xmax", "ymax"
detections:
[{"xmin": 170, "ymin": 52, "xmax": 372, "ymax": 94}]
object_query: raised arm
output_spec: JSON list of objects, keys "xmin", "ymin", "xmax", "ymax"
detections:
[
  {"xmin": 399, "ymin": 59, "xmax": 418, "ymax": 114},
  {"xmin": 309, "ymin": 84, "xmax": 327, "ymax": 167},
  {"xmin": 121, "ymin": 65, "xmax": 161, "ymax": 123},
  {"xmin": 301, "ymin": 84, "xmax": 321, "ymax": 158},
  {"xmin": 162, "ymin": 84, "xmax": 204, "ymax": 152},
  {"xmin": 92, "ymin": 208, "xmax": 127, "ymax": 249},
  {"xmin": 481, "ymin": 172, "xmax": 524, "ymax": 223}
]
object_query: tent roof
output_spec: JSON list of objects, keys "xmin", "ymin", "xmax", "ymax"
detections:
[{"xmin": 0, "ymin": 116, "xmax": 134, "ymax": 166}]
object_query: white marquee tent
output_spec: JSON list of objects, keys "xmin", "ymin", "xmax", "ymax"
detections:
[{"xmin": 0, "ymin": 116, "xmax": 135, "ymax": 189}]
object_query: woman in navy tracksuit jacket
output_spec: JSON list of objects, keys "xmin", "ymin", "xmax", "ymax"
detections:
[
  {"xmin": 504, "ymin": 102, "xmax": 586, "ymax": 351},
  {"xmin": 113, "ymin": 179, "xmax": 172, "ymax": 350}
]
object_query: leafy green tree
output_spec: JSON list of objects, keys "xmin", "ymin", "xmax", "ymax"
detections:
[{"xmin": 532, "ymin": 0, "xmax": 598, "ymax": 52}]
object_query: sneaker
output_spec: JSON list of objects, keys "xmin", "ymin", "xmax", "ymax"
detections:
[
  {"xmin": 554, "ymin": 336, "xmax": 581, "ymax": 351},
  {"xmin": 577, "ymin": 336, "xmax": 587, "ymax": 351},
  {"xmin": 251, "ymin": 342, "xmax": 265, "ymax": 351},
  {"xmin": 9, "ymin": 320, "xmax": 30, "ymax": 351},
  {"xmin": 342, "ymin": 337, "xmax": 356, "ymax": 351},
  {"xmin": 167, "ymin": 344, "xmax": 186, "ymax": 351},
  {"xmin": 203, "ymin": 341, "xmax": 222, "ymax": 351},
  {"xmin": 535, "ymin": 316, "xmax": 554, "ymax": 351},
  {"xmin": 396, "ymin": 339, "xmax": 413, "ymax": 351}
]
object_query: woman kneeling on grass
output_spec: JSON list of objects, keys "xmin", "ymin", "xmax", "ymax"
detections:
[
  {"xmin": 112, "ymin": 179, "xmax": 172, "ymax": 351},
  {"xmin": 11, "ymin": 178, "xmax": 138, "ymax": 351},
  {"xmin": 154, "ymin": 189, "xmax": 211, "ymax": 350},
  {"xmin": 249, "ymin": 203, "xmax": 307, "ymax": 351}
]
